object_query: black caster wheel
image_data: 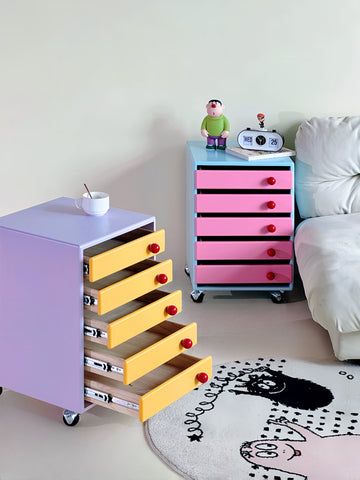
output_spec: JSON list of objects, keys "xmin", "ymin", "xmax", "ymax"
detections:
[
  {"xmin": 191, "ymin": 290, "xmax": 205, "ymax": 303},
  {"xmin": 62, "ymin": 410, "xmax": 80, "ymax": 427},
  {"xmin": 184, "ymin": 266, "xmax": 190, "ymax": 277},
  {"xmin": 270, "ymin": 291, "xmax": 287, "ymax": 304},
  {"xmin": 0, "ymin": 387, "xmax": 3, "ymax": 396}
]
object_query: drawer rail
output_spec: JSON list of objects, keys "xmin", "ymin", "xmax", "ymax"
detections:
[
  {"xmin": 84, "ymin": 325, "xmax": 107, "ymax": 340},
  {"xmin": 83, "ymin": 295, "xmax": 97, "ymax": 306},
  {"xmin": 84, "ymin": 356, "xmax": 123, "ymax": 376},
  {"xmin": 84, "ymin": 387, "xmax": 139, "ymax": 412}
]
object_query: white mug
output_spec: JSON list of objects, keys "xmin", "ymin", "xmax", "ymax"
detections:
[{"xmin": 75, "ymin": 192, "xmax": 109, "ymax": 216}]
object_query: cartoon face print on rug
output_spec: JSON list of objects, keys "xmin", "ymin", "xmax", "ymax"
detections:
[
  {"xmin": 185, "ymin": 363, "xmax": 334, "ymax": 443},
  {"xmin": 229, "ymin": 368, "xmax": 333, "ymax": 410},
  {"xmin": 240, "ymin": 417, "xmax": 360, "ymax": 480}
]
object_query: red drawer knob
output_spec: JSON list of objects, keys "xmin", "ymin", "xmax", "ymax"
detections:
[
  {"xmin": 266, "ymin": 271, "xmax": 276, "ymax": 280},
  {"xmin": 148, "ymin": 243, "xmax": 160, "ymax": 254},
  {"xmin": 267, "ymin": 176, "xmax": 276, "ymax": 185},
  {"xmin": 156, "ymin": 273, "xmax": 168, "ymax": 284},
  {"xmin": 267, "ymin": 248, "xmax": 276, "ymax": 257},
  {"xmin": 267, "ymin": 201, "xmax": 276, "ymax": 209},
  {"xmin": 166, "ymin": 305, "xmax": 178, "ymax": 316},
  {"xmin": 196, "ymin": 372, "xmax": 209, "ymax": 384},
  {"xmin": 267, "ymin": 224, "xmax": 277, "ymax": 233},
  {"xmin": 181, "ymin": 338, "xmax": 193, "ymax": 349}
]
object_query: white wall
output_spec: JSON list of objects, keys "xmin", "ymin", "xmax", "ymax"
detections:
[{"xmin": 1, "ymin": 0, "xmax": 360, "ymax": 272}]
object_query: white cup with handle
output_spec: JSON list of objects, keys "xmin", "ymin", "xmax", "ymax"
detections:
[{"xmin": 75, "ymin": 191, "xmax": 109, "ymax": 216}]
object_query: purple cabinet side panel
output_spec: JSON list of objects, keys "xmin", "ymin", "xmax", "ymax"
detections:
[{"xmin": 0, "ymin": 228, "xmax": 84, "ymax": 413}]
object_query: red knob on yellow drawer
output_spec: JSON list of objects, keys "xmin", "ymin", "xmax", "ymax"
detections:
[
  {"xmin": 166, "ymin": 305, "xmax": 178, "ymax": 316},
  {"xmin": 267, "ymin": 248, "xmax": 276, "ymax": 257},
  {"xmin": 196, "ymin": 372, "xmax": 209, "ymax": 384},
  {"xmin": 267, "ymin": 176, "xmax": 276, "ymax": 185},
  {"xmin": 181, "ymin": 338, "xmax": 193, "ymax": 349},
  {"xmin": 148, "ymin": 243, "xmax": 160, "ymax": 254},
  {"xmin": 267, "ymin": 201, "xmax": 276, "ymax": 209},
  {"xmin": 266, "ymin": 271, "xmax": 276, "ymax": 280},
  {"xmin": 267, "ymin": 224, "xmax": 277, "ymax": 233},
  {"xmin": 156, "ymin": 273, "xmax": 168, "ymax": 284}
]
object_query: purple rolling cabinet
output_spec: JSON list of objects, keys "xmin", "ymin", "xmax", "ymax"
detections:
[
  {"xmin": 0, "ymin": 197, "xmax": 212, "ymax": 425},
  {"xmin": 0, "ymin": 197, "xmax": 155, "ymax": 422}
]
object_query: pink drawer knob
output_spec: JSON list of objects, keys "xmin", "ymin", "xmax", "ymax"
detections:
[
  {"xmin": 267, "ymin": 248, "xmax": 276, "ymax": 257},
  {"xmin": 148, "ymin": 243, "xmax": 160, "ymax": 254},
  {"xmin": 266, "ymin": 271, "xmax": 276, "ymax": 281},
  {"xmin": 181, "ymin": 338, "xmax": 193, "ymax": 349},
  {"xmin": 166, "ymin": 305, "xmax": 178, "ymax": 316},
  {"xmin": 267, "ymin": 176, "xmax": 276, "ymax": 185},
  {"xmin": 156, "ymin": 273, "xmax": 168, "ymax": 284},
  {"xmin": 267, "ymin": 201, "xmax": 276, "ymax": 209},
  {"xmin": 196, "ymin": 372, "xmax": 209, "ymax": 384},
  {"xmin": 267, "ymin": 224, "xmax": 277, "ymax": 233}
]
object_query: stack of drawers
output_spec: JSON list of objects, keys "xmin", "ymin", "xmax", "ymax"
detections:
[
  {"xmin": 82, "ymin": 227, "xmax": 212, "ymax": 422},
  {"xmin": 186, "ymin": 142, "xmax": 294, "ymax": 303},
  {"xmin": 0, "ymin": 197, "xmax": 211, "ymax": 426}
]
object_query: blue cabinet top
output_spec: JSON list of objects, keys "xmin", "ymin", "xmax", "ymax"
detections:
[
  {"xmin": 187, "ymin": 141, "xmax": 294, "ymax": 167},
  {"xmin": 0, "ymin": 197, "xmax": 154, "ymax": 248}
]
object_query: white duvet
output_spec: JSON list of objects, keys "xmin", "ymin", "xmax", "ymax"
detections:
[{"xmin": 295, "ymin": 213, "xmax": 360, "ymax": 333}]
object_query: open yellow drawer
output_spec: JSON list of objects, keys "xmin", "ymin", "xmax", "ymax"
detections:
[
  {"xmin": 84, "ymin": 354, "xmax": 212, "ymax": 421},
  {"xmin": 84, "ymin": 320, "xmax": 197, "ymax": 384},
  {"xmin": 84, "ymin": 290, "xmax": 182, "ymax": 348},
  {"xmin": 83, "ymin": 259, "xmax": 173, "ymax": 315},
  {"xmin": 84, "ymin": 228, "xmax": 165, "ymax": 282}
]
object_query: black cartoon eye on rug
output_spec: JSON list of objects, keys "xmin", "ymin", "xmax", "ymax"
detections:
[{"xmin": 240, "ymin": 416, "xmax": 360, "ymax": 480}]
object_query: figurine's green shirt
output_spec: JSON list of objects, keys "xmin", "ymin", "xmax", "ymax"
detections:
[{"xmin": 201, "ymin": 115, "xmax": 230, "ymax": 136}]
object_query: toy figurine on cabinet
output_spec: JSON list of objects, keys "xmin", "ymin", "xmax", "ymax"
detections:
[{"xmin": 200, "ymin": 99, "xmax": 230, "ymax": 150}]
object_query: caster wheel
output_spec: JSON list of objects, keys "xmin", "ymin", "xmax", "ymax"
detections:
[
  {"xmin": 191, "ymin": 290, "xmax": 205, "ymax": 303},
  {"xmin": 0, "ymin": 387, "xmax": 3, "ymax": 396},
  {"xmin": 270, "ymin": 291, "xmax": 287, "ymax": 304},
  {"xmin": 62, "ymin": 410, "xmax": 80, "ymax": 427},
  {"xmin": 184, "ymin": 266, "xmax": 190, "ymax": 277}
]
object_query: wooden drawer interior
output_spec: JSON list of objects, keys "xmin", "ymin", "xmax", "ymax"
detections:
[
  {"xmin": 84, "ymin": 354, "xmax": 212, "ymax": 421},
  {"xmin": 84, "ymin": 320, "xmax": 197, "ymax": 384}
]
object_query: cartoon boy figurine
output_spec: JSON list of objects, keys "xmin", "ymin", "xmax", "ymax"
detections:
[{"xmin": 201, "ymin": 99, "xmax": 230, "ymax": 150}]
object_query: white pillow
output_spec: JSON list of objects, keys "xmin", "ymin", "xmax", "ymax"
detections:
[{"xmin": 295, "ymin": 116, "xmax": 360, "ymax": 218}]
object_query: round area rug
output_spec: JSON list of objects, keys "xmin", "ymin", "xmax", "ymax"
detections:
[{"xmin": 145, "ymin": 358, "xmax": 360, "ymax": 480}]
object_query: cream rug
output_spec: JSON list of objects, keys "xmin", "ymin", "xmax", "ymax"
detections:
[{"xmin": 145, "ymin": 358, "xmax": 360, "ymax": 480}]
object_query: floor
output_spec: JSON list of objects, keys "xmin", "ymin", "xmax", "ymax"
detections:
[{"xmin": 0, "ymin": 274, "xmax": 336, "ymax": 480}]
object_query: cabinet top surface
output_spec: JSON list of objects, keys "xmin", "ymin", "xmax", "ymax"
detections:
[
  {"xmin": 187, "ymin": 141, "xmax": 294, "ymax": 166},
  {"xmin": 0, "ymin": 197, "xmax": 154, "ymax": 248}
]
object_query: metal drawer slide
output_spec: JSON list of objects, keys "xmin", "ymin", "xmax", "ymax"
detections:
[
  {"xmin": 84, "ymin": 356, "xmax": 123, "ymax": 376},
  {"xmin": 83, "ymin": 294, "xmax": 97, "ymax": 306},
  {"xmin": 84, "ymin": 325, "xmax": 107, "ymax": 340},
  {"xmin": 84, "ymin": 387, "xmax": 139, "ymax": 412}
]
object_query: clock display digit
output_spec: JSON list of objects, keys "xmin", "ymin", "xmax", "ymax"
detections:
[{"xmin": 243, "ymin": 135, "xmax": 253, "ymax": 146}]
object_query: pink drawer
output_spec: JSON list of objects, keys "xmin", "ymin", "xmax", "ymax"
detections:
[
  {"xmin": 195, "ymin": 194, "xmax": 292, "ymax": 213},
  {"xmin": 195, "ymin": 240, "xmax": 293, "ymax": 260},
  {"xmin": 195, "ymin": 217, "xmax": 293, "ymax": 236},
  {"xmin": 195, "ymin": 170, "xmax": 292, "ymax": 190},
  {"xmin": 196, "ymin": 264, "xmax": 292, "ymax": 284}
]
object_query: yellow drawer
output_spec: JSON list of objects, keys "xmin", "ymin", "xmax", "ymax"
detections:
[
  {"xmin": 84, "ymin": 354, "xmax": 212, "ymax": 421},
  {"xmin": 84, "ymin": 321, "xmax": 197, "ymax": 384},
  {"xmin": 84, "ymin": 228, "xmax": 165, "ymax": 282},
  {"xmin": 84, "ymin": 290, "xmax": 183, "ymax": 349},
  {"xmin": 84, "ymin": 259, "xmax": 173, "ymax": 315}
]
